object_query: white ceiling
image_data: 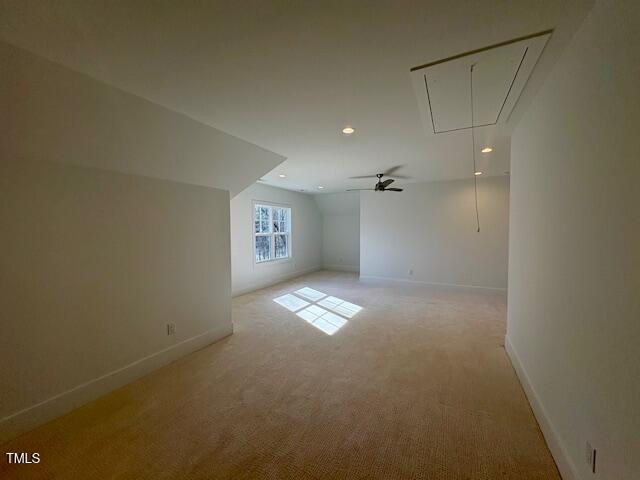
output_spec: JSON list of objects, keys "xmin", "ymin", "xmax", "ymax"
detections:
[
  {"xmin": 411, "ymin": 32, "xmax": 551, "ymax": 134},
  {"xmin": 0, "ymin": 0, "xmax": 593, "ymax": 193}
]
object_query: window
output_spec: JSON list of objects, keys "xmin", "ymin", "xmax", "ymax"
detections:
[{"xmin": 254, "ymin": 203, "xmax": 291, "ymax": 263}]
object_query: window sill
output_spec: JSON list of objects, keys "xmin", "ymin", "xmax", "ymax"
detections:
[{"xmin": 254, "ymin": 257, "xmax": 292, "ymax": 267}]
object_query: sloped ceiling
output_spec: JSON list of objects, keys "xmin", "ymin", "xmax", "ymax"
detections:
[{"xmin": 0, "ymin": 41, "xmax": 284, "ymax": 196}]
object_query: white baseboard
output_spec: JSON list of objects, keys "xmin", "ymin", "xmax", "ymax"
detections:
[
  {"xmin": 358, "ymin": 274, "xmax": 507, "ymax": 295},
  {"xmin": 232, "ymin": 265, "xmax": 322, "ymax": 297},
  {"xmin": 0, "ymin": 323, "xmax": 232, "ymax": 444},
  {"xmin": 505, "ymin": 335, "xmax": 579, "ymax": 480},
  {"xmin": 323, "ymin": 264, "xmax": 359, "ymax": 273}
]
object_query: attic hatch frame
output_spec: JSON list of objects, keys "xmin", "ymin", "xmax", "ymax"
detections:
[{"xmin": 410, "ymin": 29, "xmax": 553, "ymax": 134}]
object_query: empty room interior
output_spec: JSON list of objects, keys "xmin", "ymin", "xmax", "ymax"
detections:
[{"xmin": 1, "ymin": 1, "xmax": 638, "ymax": 479}]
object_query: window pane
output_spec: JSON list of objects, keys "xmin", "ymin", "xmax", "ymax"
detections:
[
  {"xmin": 272, "ymin": 207, "xmax": 281, "ymax": 233},
  {"xmin": 274, "ymin": 234, "xmax": 289, "ymax": 259},
  {"xmin": 255, "ymin": 235, "xmax": 271, "ymax": 262},
  {"xmin": 255, "ymin": 205, "xmax": 271, "ymax": 233},
  {"xmin": 280, "ymin": 208, "xmax": 289, "ymax": 233},
  {"xmin": 271, "ymin": 207, "xmax": 289, "ymax": 233},
  {"xmin": 263, "ymin": 207, "xmax": 271, "ymax": 232}
]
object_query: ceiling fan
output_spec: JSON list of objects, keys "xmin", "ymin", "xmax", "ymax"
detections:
[{"xmin": 347, "ymin": 165, "xmax": 406, "ymax": 192}]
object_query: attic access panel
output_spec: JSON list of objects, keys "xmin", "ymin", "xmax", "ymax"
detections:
[{"xmin": 410, "ymin": 31, "xmax": 551, "ymax": 134}]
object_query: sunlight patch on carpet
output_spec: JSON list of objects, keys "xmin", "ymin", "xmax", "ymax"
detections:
[
  {"xmin": 317, "ymin": 296, "xmax": 363, "ymax": 319},
  {"xmin": 294, "ymin": 287, "xmax": 327, "ymax": 302},
  {"xmin": 273, "ymin": 287, "xmax": 362, "ymax": 335},
  {"xmin": 273, "ymin": 293, "xmax": 309, "ymax": 312},
  {"xmin": 296, "ymin": 305, "xmax": 348, "ymax": 335}
]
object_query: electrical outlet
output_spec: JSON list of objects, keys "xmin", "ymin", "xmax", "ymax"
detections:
[
  {"xmin": 585, "ymin": 441, "xmax": 596, "ymax": 474},
  {"xmin": 166, "ymin": 323, "xmax": 176, "ymax": 336}
]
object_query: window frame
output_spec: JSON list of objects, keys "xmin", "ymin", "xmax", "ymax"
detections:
[{"xmin": 252, "ymin": 201, "xmax": 292, "ymax": 265}]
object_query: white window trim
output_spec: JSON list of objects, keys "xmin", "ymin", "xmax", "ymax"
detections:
[{"xmin": 252, "ymin": 200, "xmax": 292, "ymax": 266}]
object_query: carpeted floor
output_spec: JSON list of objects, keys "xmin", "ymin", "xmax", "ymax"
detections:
[{"xmin": 0, "ymin": 271, "xmax": 559, "ymax": 479}]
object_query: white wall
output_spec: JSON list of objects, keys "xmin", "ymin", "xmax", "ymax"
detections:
[
  {"xmin": 506, "ymin": 1, "xmax": 640, "ymax": 479},
  {"xmin": 0, "ymin": 160, "xmax": 232, "ymax": 442},
  {"xmin": 360, "ymin": 176, "xmax": 510, "ymax": 291},
  {"xmin": 314, "ymin": 193, "xmax": 360, "ymax": 272},
  {"xmin": 230, "ymin": 184, "xmax": 323, "ymax": 296},
  {"xmin": 0, "ymin": 40, "xmax": 277, "ymax": 442}
]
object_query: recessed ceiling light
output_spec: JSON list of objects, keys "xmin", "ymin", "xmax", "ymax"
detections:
[
  {"xmin": 278, "ymin": 174, "xmax": 286, "ymax": 178},
  {"xmin": 474, "ymin": 171, "xmax": 483, "ymax": 176},
  {"xmin": 317, "ymin": 186, "xmax": 324, "ymax": 189},
  {"xmin": 342, "ymin": 126, "xmax": 355, "ymax": 135},
  {"xmin": 481, "ymin": 147, "xmax": 493, "ymax": 153}
]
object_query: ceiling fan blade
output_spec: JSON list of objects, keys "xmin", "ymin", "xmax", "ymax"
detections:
[
  {"xmin": 346, "ymin": 188, "xmax": 375, "ymax": 191},
  {"xmin": 385, "ymin": 188, "xmax": 404, "ymax": 192},
  {"xmin": 381, "ymin": 178, "xmax": 395, "ymax": 188},
  {"xmin": 382, "ymin": 165, "xmax": 404, "ymax": 176},
  {"xmin": 386, "ymin": 174, "xmax": 410, "ymax": 179},
  {"xmin": 349, "ymin": 165, "xmax": 410, "ymax": 180}
]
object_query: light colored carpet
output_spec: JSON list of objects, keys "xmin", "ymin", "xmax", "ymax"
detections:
[{"xmin": 0, "ymin": 271, "xmax": 559, "ymax": 479}]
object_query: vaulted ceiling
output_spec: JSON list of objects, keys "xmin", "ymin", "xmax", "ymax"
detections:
[{"xmin": 0, "ymin": 0, "xmax": 593, "ymax": 193}]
